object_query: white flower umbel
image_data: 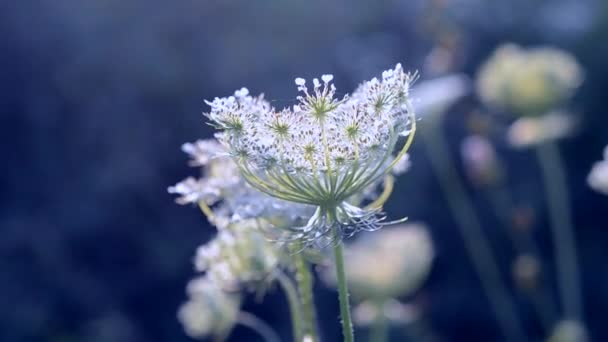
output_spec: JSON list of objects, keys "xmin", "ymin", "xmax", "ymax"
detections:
[
  {"xmin": 205, "ymin": 64, "xmax": 417, "ymax": 243},
  {"xmin": 587, "ymin": 145, "xmax": 608, "ymax": 195},
  {"xmin": 477, "ymin": 44, "xmax": 583, "ymax": 117},
  {"xmin": 168, "ymin": 138, "xmax": 312, "ymax": 224}
]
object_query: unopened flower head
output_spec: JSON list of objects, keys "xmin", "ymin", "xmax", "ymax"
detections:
[
  {"xmin": 587, "ymin": 145, "xmax": 608, "ymax": 195},
  {"xmin": 512, "ymin": 253, "xmax": 541, "ymax": 291},
  {"xmin": 477, "ymin": 44, "xmax": 583, "ymax": 116},
  {"xmin": 178, "ymin": 276, "xmax": 240, "ymax": 339},
  {"xmin": 323, "ymin": 223, "xmax": 434, "ymax": 300},
  {"xmin": 460, "ymin": 135, "xmax": 501, "ymax": 185},
  {"xmin": 204, "ymin": 64, "xmax": 417, "ymax": 243},
  {"xmin": 194, "ymin": 219, "xmax": 280, "ymax": 290}
]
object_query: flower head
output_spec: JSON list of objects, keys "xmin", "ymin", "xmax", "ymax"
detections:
[
  {"xmin": 204, "ymin": 64, "xmax": 417, "ymax": 243},
  {"xmin": 168, "ymin": 138, "xmax": 312, "ymax": 224},
  {"xmin": 477, "ymin": 44, "xmax": 583, "ymax": 116}
]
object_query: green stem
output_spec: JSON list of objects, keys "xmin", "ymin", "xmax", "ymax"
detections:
[
  {"xmin": 370, "ymin": 300, "xmax": 389, "ymax": 342},
  {"xmin": 276, "ymin": 270, "xmax": 304, "ymax": 342},
  {"xmin": 422, "ymin": 122, "xmax": 526, "ymax": 341},
  {"xmin": 236, "ymin": 311, "xmax": 282, "ymax": 342},
  {"xmin": 535, "ymin": 142, "xmax": 583, "ymax": 321},
  {"xmin": 333, "ymin": 227, "xmax": 355, "ymax": 342},
  {"xmin": 294, "ymin": 246, "xmax": 320, "ymax": 342}
]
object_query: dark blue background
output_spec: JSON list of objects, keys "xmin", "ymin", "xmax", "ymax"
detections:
[{"xmin": 1, "ymin": 0, "xmax": 607, "ymax": 341}]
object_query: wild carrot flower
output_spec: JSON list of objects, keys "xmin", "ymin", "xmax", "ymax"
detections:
[
  {"xmin": 476, "ymin": 44, "xmax": 583, "ymax": 116},
  {"xmin": 168, "ymin": 138, "xmax": 311, "ymax": 223},
  {"xmin": 204, "ymin": 64, "xmax": 417, "ymax": 243}
]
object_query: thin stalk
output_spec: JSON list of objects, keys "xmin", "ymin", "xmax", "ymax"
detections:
[
  {"xmin": 276, "ymin": 270, "xmax": 304, "ymax": 342},
  {"xmin": 332, "ymin": 223, "xmax": 355, "ymax": 342},
  {"xmin": 422, "ymin": 123, "xmax": 526, "ymax": 341},
  {"xmin": 370, "ymin": 300, "xmax": 389, "ymax": 342},
  {"xmin": 485, "ymin": 185, "xmax": 542, "ymax": 257},
  {"xmin": 293, "ymin": 244, "xmax": 320, "ymax": 342},
  {"xmin": 484, "ymin": 184, "xmax": 557, "ymax": 331},
  {"xmin": 236, "ymin": 311, "xmax": 282, "ymax": 342},
  {"xmin": 197, "ymin": 201, "xmax": 215, "ymax": 222},
  {"xmin": 366, "ymin": 175, "xmax": 395, "ymax": 210},
  {"xmin": 535, "ymin": 141, "xmax": 583, "ymax": 321}
]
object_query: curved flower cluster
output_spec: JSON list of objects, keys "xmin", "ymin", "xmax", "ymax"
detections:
[
  {"xmin": 323, "ymin": 223, "xmax": 434, "ymax": 300},
  {"xmin": 477, "ymin": 44, "xmax": 583, "ymax": 116},
  {"xmin": 194, "ymin": 219, "xmax": 280, "ymax": 290},
  {"xmin": 204, "ymin": 64, "xmax": 417, "ymax": 242},
  {"xmin": 168, "ymin": 139, "xmax": 311, "ymax": 223},
  {"xmin": 587, "ymin": 145, "xmax": 608, "ymax": 195}
]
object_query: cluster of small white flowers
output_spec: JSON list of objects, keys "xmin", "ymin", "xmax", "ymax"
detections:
[
  {"xmin": 207, "ymin": 64, "xmax": 414, "ymax": 175},
  {"xmin": 167, "ymin": 139, "xmax": 236, "ymax": 206},
  {"xmin": 477, "ymin": 44, "xmax": 583, "ymax": 116},
  {"xmin": 587, "ymin": 145, "xmax": 608, "ymax": 195},
  {"xmin": 168, "ymin": 138, "xmax": 312, "ymax": 223},
  {"xmin": 203, "ymin": 64, "xmax": 417, "ymax": 242},
  {"xmin": 177, "ymin": 276, "xmax": 240, "ymax": 339},
  {"xmin": 194, "ymin": 219, "xmax": 280, "ymax": 290},
  {"xmin": 323, "ymin": 223, "xmax": 434, "ymax": 300}
]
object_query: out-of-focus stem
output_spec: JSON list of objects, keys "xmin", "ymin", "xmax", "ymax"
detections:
[
  {"xmin": 276, "ymin": 270, "xmax": 304, "ymax": 342},
  {"xmin": 370, "ymin": 300, "xmax": 389, "ymax": 342},
  {"xmin": 293, "ymin": 244, "xmax": 319, "ymax": 342},
  {"xmin": 422, "ymin": 122, "xmax": 526, "ymax": 341},
  {"xmin": 535, "ymin": 141, "xmax": 583, "ymax": 321},
  {"xmin": 236, "ymin": 311, "xmax": 282, "ymax": 342},
  {"xmin": 485, "ymin": 184, "xmax": 557, "ymax": 331}
]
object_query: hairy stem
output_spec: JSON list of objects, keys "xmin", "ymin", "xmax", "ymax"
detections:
[
  {"xmin": 422, "ymin": 122, "xmax": 526, "ymax": 341},
  {"xmin": 294, "ymin": 245, "xmax": 320, "ymax": 342},
  {"xmin": 535, "ymin": 142, "xmax": 583, "ymax": 321},
  {"xmin": 236, "ymin": 311, "xmax": 282, "ymax": 342},
  {"xmin": 276, "ymin": 270, "xmax": 304, "ymax": 342},
  {"xmin": 332, "ymin": 226, "xmax": 355, "ymax": 342}
]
